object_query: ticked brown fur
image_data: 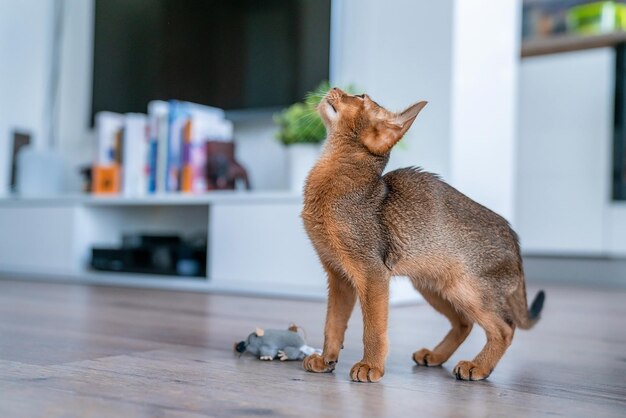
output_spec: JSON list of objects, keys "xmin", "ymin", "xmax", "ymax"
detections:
[{"xmin": 302, "ymin": 88, "xmax": 544, "ymax": 382}]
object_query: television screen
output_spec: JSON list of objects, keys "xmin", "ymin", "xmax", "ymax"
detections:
[{"xmin": 91, "ymin": 0, "xmax": 331, "ymax": 122}]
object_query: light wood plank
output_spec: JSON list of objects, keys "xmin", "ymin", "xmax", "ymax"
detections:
[{"xmin": 0, "ymin": 279, "xmax": 624, "ymax": 417}]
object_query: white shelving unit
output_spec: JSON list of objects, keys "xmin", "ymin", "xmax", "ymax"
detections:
[
  {"xmin": 0, "ymin": 192, "xmax": 423, "ymax": 303},
  {"xmin": 0, "ymin": 192, "xmax": 325, "ymax": 298}
]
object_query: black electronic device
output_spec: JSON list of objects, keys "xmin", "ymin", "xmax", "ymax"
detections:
[
  {"xmin": 91, "ymin": 234, "xmax": 207, "ymax": 277},
  {"xmin": 91, "ymin": 0, "xmax": 331, "ymax": 121}
]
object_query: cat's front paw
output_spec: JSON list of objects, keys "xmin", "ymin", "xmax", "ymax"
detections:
[
  {"xmin": 349, "ymin": 361, "xmax": 384, "ymax": 383},
  {"xmin": 453, "ymin": 360, "xmax": 490, "ymax": 381},
  {"xmin": 412, "ymin": 348, "xmax": 446, "ymax": 366},
  {"xmin": 302, "ymin": 353, "xmax": 335, "ymax": 373}
]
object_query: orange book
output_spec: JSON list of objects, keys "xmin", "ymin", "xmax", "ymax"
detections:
[
  {"xmin": 181, "ymin": 119, "xmax": 193, "ymax": 192},
  {"xmin": 93, "ymin": 165, "xmax": 120, "ymax": 194},
  {"xmin": 181, "ymin": 165, "xmax": 193, "ymax": 192}
]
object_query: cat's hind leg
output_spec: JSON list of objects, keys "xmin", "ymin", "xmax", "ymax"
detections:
[
  {"xmin": 412, "ymin": 286, "xmax": 473, "ymax": 367},
  {"xmin": 445, "ymin": 278, "xmax": 515, "ymax": 381},
  {"xmin": 452, "ymin": 311, "xmax": 514, "ymax": 381},
  {"xmin": 440, "ymin": 275, "xmax": 515, "ymax": 380}
]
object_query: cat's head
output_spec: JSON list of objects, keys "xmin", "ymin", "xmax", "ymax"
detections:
[{"xmin": 319, "ymin": 87, "xmax": 427, "ymax": 156}]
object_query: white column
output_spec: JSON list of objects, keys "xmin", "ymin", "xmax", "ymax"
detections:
[
  {"xmin": 57, "ymin": 0, "xmax": 95, "ymax": 165},
  {"xmin": 0, "ymin": 1, "xmax": 53, "ymax": 194},
  {"xmin": 331, "ymin": 0, "xmax": 456, "ymax": 179},
  {"xmin": 449, "ymin": 0, "xmax": 521, "ymax": 222}
]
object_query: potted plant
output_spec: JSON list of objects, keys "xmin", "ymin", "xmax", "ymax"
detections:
[{"xmin": 275, "ymin": 81, "xmax": 351, "ymax": 193}]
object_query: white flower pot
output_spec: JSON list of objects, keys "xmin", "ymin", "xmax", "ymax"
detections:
[{"xmin": 287, "ymin": 143, "xmax": 321, "ymax": 194}]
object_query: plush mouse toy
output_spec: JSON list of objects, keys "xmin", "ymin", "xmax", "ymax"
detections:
[{"xmin": 234, "ymin": 324, "xmax": 321, "ymax": 361}]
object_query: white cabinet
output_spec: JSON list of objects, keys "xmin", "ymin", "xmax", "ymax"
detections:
[
  {"xmin": 516, "ymin": 49, "xmax": 614, "ymax": 255},
  {"xmin": 0, "ymin": 204, "xmax": 79, "ymax": 274},
  {"xmin": 210, "ymin": 203, "xmax": 325, "ymax": 294}
]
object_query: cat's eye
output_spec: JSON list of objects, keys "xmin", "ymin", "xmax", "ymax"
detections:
[{"xmin": 356, "ymin": 94, "xmax": 365, "ymax": 99}]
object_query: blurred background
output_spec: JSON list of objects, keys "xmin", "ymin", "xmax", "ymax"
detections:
[{"xmin": 0, "ymin": 0, "xmax": 625, "ymax": 299}]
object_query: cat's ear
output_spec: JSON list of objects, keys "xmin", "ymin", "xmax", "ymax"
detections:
[
  {"xmin": 362, "ymin": 101, "xmax": 427, "ymax": 155},
  {"xmin": 255, "ymin": 327, "xmax": 264, "ymax": 337},
  {"xmin": 362, "ymin": 122, "xmax": 403, "ymax": 155},
  {"xmin": 391, "ymin": 101, "xmax": 428, "ymax": 134}
]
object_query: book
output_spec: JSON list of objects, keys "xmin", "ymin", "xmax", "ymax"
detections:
[
  {"xmin": 122, "ymin": 113, "xmax": 148, "ymax": 197},
  {"xmin": 181, "ymin": 119, "xmax": 194, "ymax": 193},
  {"xmin": 166, "ymin": 104, "xmax": 186, "ymax": 192},
  {"xmin": 186, "ymin": 115, "xmax": 232, "ymax": 193},
  {"xmin": 147, "ymin": 100, "xmax": 169, "ymax": 194},
  {"xmin": 166, "ymin": 101, "xmax": 225, "ymax": 192},
  {"xmin": 95, "ymin": 111, "xmax": 124, "ymax": 166},
  {"xmin": 94, "ymin": 101, "xmax": 228, "ymax": 195},
  {"xmin": 94, "ymin": 111, "xmax": 124, "ymax": 195}
]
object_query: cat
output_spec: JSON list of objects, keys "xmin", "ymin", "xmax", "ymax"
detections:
[{"xmin": 301, "ymin": 88, "xmax": 544, "ymax": 382}]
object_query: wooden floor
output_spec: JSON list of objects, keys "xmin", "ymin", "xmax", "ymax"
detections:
[{"xmin": 0, "ymin": 279, "xmax": 624, "ymax": 418}]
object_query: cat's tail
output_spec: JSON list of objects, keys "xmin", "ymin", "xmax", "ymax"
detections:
[{"xmin": 508, "ymin": 284, "xmax": 545, "ymax": 330}]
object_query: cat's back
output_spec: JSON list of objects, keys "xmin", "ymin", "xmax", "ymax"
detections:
[
  {"xmin": 382, "ymin": 166, "xmax": 519, "ymax": 258},
  {"xmin": 382, "ymin": 166, "xmax": 510, "ymax": 229},
  {"xmin": 382, "ymin": 167, "xmax": 440, "ymax": 213}
]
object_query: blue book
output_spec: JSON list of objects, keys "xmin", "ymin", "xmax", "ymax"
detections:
[
  {"xmin": 166, "ymin": 102, "xmax": 188, "ymax": 192},
  {"xmin": 147, "ymin": 101, "xmax": 169, "ymax": 193},
  {"xmin": 166, "ymin": 101, "xmax": 225, "ymax": 192}
]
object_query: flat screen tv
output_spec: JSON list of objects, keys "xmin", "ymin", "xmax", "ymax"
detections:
[{"xmin": 91, "ymin": 0, "xmax": 331, "ymax": 122}]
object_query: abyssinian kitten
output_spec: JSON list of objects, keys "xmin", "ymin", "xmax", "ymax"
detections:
[{"xmin": 301, "ymin": 88, "xmax": 545, "ymax": 382}]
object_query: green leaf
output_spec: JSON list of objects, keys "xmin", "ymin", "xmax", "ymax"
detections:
[{"xmin": 274, "ymin": 81, "xmax": 356, "ymax": 146}]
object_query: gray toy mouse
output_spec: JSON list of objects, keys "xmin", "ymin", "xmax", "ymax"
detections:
[{"xmin": 234, "ymin": 324, "xmax": 321, "ymax": 361}]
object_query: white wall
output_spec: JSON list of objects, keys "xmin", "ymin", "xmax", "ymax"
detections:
[
  {"xmin": 516, "ymin": 48, "xmax": 626, "ymax": 257},
  {"xmin": 0, "ymin": 0, "xmax": 93, "ymax": 195},
  {"xmin": 57, "ymin": 0, "xmax": 95, "ymax": 169},
  {"xmin": 517, "ymin": 49, "xmax": 613, "ymax": 255},
  {"xmin": 0, "ymin": 1, "xmax": 53, "ymax": 195},
  {"xmin": 332, "ymin": 0, "xmax": 454, "ymax": 179},
  {"xmin": 234, "ymin": 118, "xmax": 288, "ymax": 190},
  {"xmin": 450, "ymin": 0, "xmax": 520, "ymax": 221},
  {"xmin": 606, "ymin": 204, "xmax": 626, "ymax": 255}
]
